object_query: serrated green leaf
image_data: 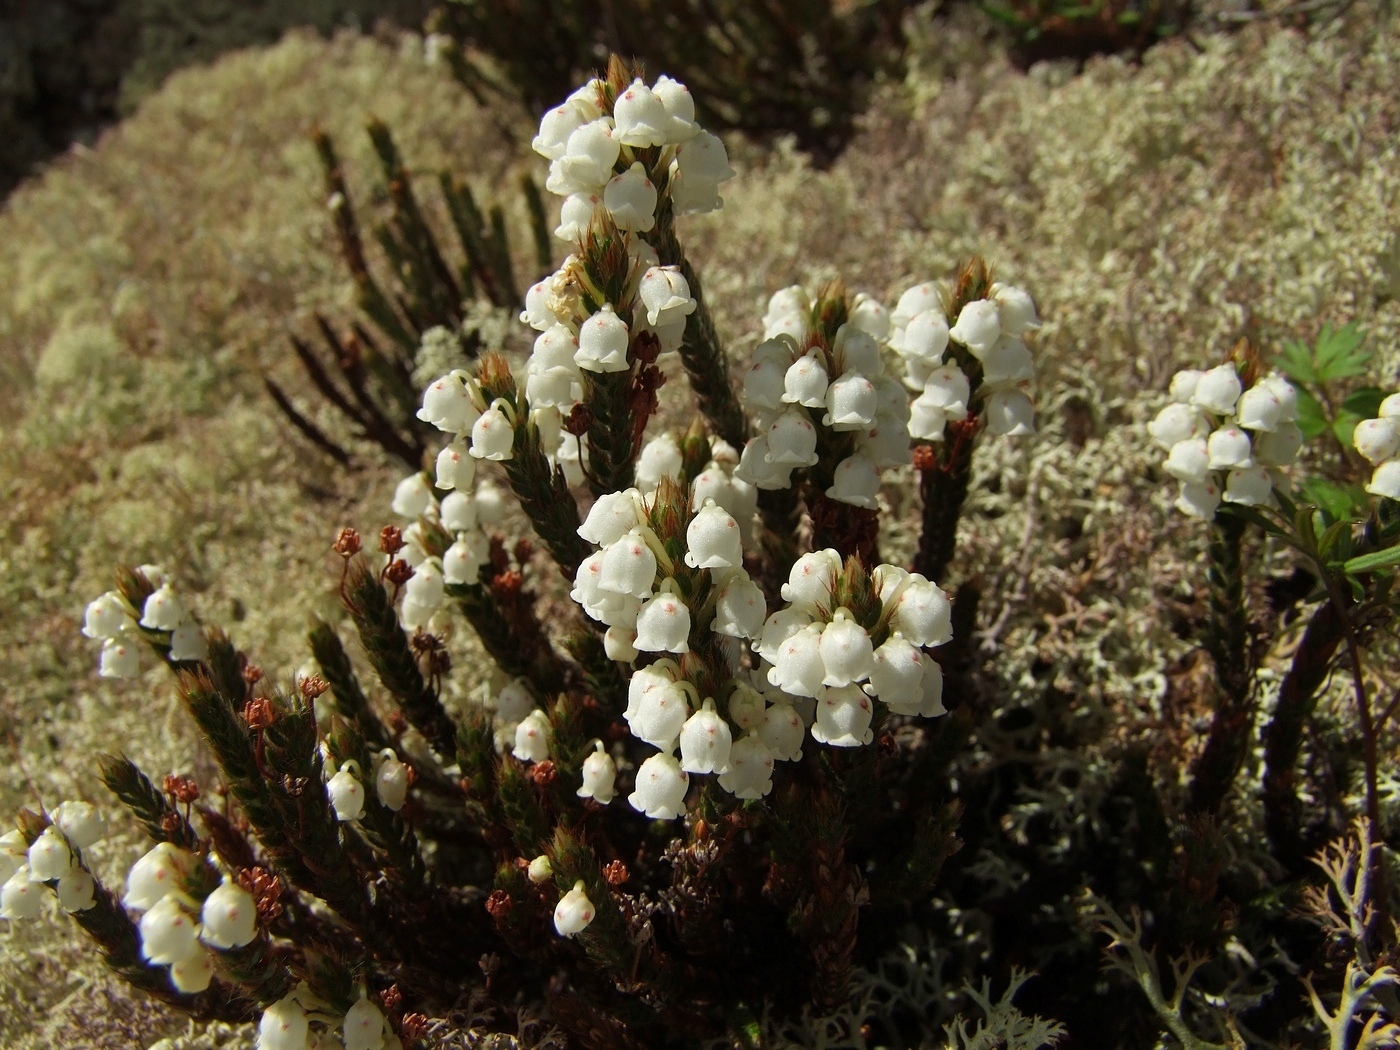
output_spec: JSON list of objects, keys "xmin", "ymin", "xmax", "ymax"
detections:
[
  {"xmin": 1276, "ymin": 338, "xmax": 1319, "ymax": 385},
  {"xmin": 1343, "ymin": 545, "xmax": 1400, "ymax": 575},
  {"xmin": 1294, "ymin": 388, "xmax": 1328, "ymax": 439},
  {"xmin": 1314, "ymin": 322, "xmax": 1369, "ymax": 382}
]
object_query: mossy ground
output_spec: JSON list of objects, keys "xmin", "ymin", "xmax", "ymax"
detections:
[{"xmin": 1, "ymin": 8, "xmax": 1398, "ymax": 1047}]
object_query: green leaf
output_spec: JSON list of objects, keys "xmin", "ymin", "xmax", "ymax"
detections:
[
  {"xmin": 1317, "ymin": 519, "xmax": 1354, "ymax": 559},
  {"xmin": 1342, "ymin": 387, "xmax": 1388, "ymax": 419},
  {"xmin": 1294, "ymin": 387, "xmax": 1329, "ymax": 439},
  {"xmin": 1342, "ymin": 546, "xmax": 1400, "ymax": 575},
  {"xmin": 1334, "ymin": 411, "xmax": 1363, "ymax": 448},
  {"xmin": 1313, "ymin": 322, "xmax": 1369, "ymax": 382},
  {"xmin": 1276, "ymin": 338, "xmax": 1318, "ymax": 385},
  {"xmin": 1300, "ymin": 477, "xmax": 1368, "ymax": 521}
]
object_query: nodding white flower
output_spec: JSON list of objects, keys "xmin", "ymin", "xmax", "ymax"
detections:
[
  {"xmin": 766, "ymin": 410, "xmax": 820, "ymax": 467},
  {"xmin": 684, "ymin": 501, "xmax": 743, "ymax": 570},
  {"xmin": 892, "ymin": 283, "xmax": 942, "ymax": 331},
  {"xmin": 890, "ymin": 576, "xmax": 953, "ymax": 648},
  {"xmin": 898, "ymin": 310, "xmax": 950, "ymax": 365},
  {"xmin": 765, "ymin": 286, "xmax": 809, "ymax": 327},
  {"xmin": 1367, "ymin": 460, "xmax": 1400, "ymax": 500},
  {"xmin": 625, "ymin": 659, "xmax": 680, "ymax": 719},
  {"xmin": 1355, "ymin": 417, "xmax": 1400, "ymax": 465},
  {"xmin": 639, "ymin": 266, "xmax": 697, "ymax": 328},
  {"xmin": 726, "ymin": 683, "xmax": 767, "ymax": 731},
  {"xmin": 712, "ymin": 572, "xmax": 767, "ymax": 640},
  {"xmin": 474, "ymin": 481, "xmax": 509, "ymax": 525},
  {"xmin": 495, "ymin": 679, "xmax": 536, "ymax": 724},
  {"xmin": 849, "ymin": 293, "xmax": 891, "ymax": 342},
  {"xmin": 170, "ymin": 950, "xmax": 214, "ymax": 993},
  {"xmin": 868, "ymin": 634, "xmax": 925, "ymax": 707},
  {"xmin": 756, "ymin": 607, "xmax": 809, "ymax": 665},
  {"xmin": 741, "ymin": 341, "xmax": 792, "ymax": 414},
  {"xmin": 1223, "ymin": 466, "xmax": 1273, "ymax": 506},
  {"xmin": 819, "ymin": 611, "xmax": 875, "ymax": 687},
  {"xmin": 140, "ymin": 584, "xmax": 186, "ymax": 632},
  {"xmin": 554, "ymin": 121, "xmax": 620, "ymax": 192},
  {"xmin": 200, "ymin": 878, "xmax": 258, "ymax": 949},
  {"xmin": 991, "ymin": 283, "xmax": 1040, "ymax": 336},
  {"xmin": 613, "ymin": 78, "xmax": 669, "ymax": 147},
  {"xmin": 404, "ymin": 561, "xmax": 446, "ymax": 615},
  {"xmin": 635, "ymin": 433, "xmax": 685, "ymax": 489},
  {"xmin": 527, "ymin": 855, "xmax": 553, "ymax": 883},
  {"xmin": 124, "ymin": 842, "xmax": 196, "ymax": 911},
  {"xmin": 626, "ymin": 678, "xmax": 690, "ymax": 748},
  {"xmin": 628, "ymin": 753, "xmax": 690, "ymax": 819},
  {"xmin": 1169, "ymin": 369, "xmax": 1204, "ymax": 402},
  {"xmin": 82, "ymin": 592, "xmax": 130, "ymax": 640},
  {"xmin": 139, "ymin": 896, "xmax": 201, "ymax": 965},
  {"xmin": 1191, "ymin": 364, "xmax": 1243, "ymax": 415},
  {"xmin": 1148, "ymin": 403, "xmax": 1209, "ymax": 450},
  {"xmin": 258, "ymin": 996, "xmax": 311, "ymax": 1050},
  {"xmin": 1164, "ymin": 438, "xmax": 1211, "ymax": 484},
  {"xmin": 374, "ymin": 750, "xmax": 410, "ymax": 811},
  {"xmin": 439, "ymin": 491, "xmax": 478, "ymax": 533},
  {"xmin": 532, "ymin": 322, "xmax": 581, "ymax": 369},
  {"xmin": 757, "ymin": 703, "xmax": 804, "ymax": 762},
  {"xmin": 327, "ymin": 768, "xmax": 366, "ymax": 822},
  {"xmin": 769, "ymin": 623, "xmax": 826, "ymax": 698},
  {"xmin": 826, "ymin": 454, "xmax": 881, "ymax": 509},
  {"xmin": 781, "ymin": 549, "xmax": 841, "ymax": 611},
  {"xmin": 1235, "ymin": 376, "xmax": 1296, "ymax": 431},
  {"xmin": 690, "ymin": 464, "xmax": 737, "ymax": 514},
  {"xmin": 576, "ymin": 304, "xmax": 631, "ymax": 373},
  {"xmin": 1176, "ymin": 479, "xmax": 1222, "ymax": 519},
  {"xmin": 443, "ymin": 533, "xmax": 490, "ymax": 586},
  {"xmin": 27, "ymin": 826, "xmax": 75, "ymax": 882},
  {"xmin": 578, "ymin": 742, "xmax": 618, "ymax": 803},
  {"xmin": 679, "ymin": 698, "xmax": 733, "ymax": 774},
  {"xmin": 604, "ymin": 625, "xmax": 639, "ymax": 662},
  {"xmin": 470, "ymin": 401, "xmax": 516, "ymax": 461},
  {"xmin": 533, "ymin": 100, "xmax": 591, "ymax": 160},
  {"xmin": 556, "ymin": 192, "xmax": 604, "ymax": 241},
  {"xmin": 763, "ymin": 310, "xmax": 808, "ymax": 342},
  {"xmin": 1207, "ymin": 427, "xmax": 1254, "ymax": 470},
  {"xmin": 391, "ymin": 473, "xmax": 433, "ymax": 518},
  {"xmin": 980, "ymin": 337, "xmax": 1035, "ymax": 386},
  {"xmin": 522, "ymin": 279, "xmax": 559, "ymax": 331},
  {"xmin": 736, "ymin": 436, "xmax": 795, "ymax": 490},
  {"xmin": 1, "ymin": 866, "xmax": 43, "ymax": 920},
  {"xmin": 343, "ymin": 996, "xmax": 390, "ymax": 1050},
  {"xmin": 579, "ymin": 490, "xmax": 644, "ymax": 547},
  {"xmin": 527, "ymin": 365, "xmax": 581, "ymax": 410},
  {"xmin": 824, "ymin": 374, "xmax": 878, "ymax": 431},
  {"xmin": 0, "ymin": 832, "xmax": 25, "ymax": 882},
  {"xmin": 864, "ymin": 416, "xmax": 913, "ymax": 468},
  {"xmin": 985, "ymin": 388, "xmax": 1035, "ymax": 437},
  {"xmin": 717, "ymin": 735, "xmax": 775, "ymax": 799},
  {"xmin": 554, "ymin": 880, "xmax": 597, "ymax": 936},
  {"xmin": 652, "ymin": 74, "xmax": 699, "ymax": 142},
  {"xmin": 949, "ymin": 300, "xmax": 1001, "ymax": 353},
  {"xmin": 634, "ymin": 592, "xmax": 692, "ymax": 654},
  {"xmin": 418, "ymin": 373, "xmax": 480, "ymax": 434},
  {"xmin": 513, "ymin": 710, "xmax": 552, "ymax": 764},
  {"xmin": 604, "ymin": 162, "xmax": 658, "ymax": 231},
  {"xmin": 639, "ymin": 314, "xmax": 687, "ymax": 355},
  {"xmin": 600, "ymin": 529, "xmax": 659, "ymax": 599},
  {"xmin": 783, "ymin": 351, "xmax": 829, "ymax": 408},
  {"xmin": 52, "ymin": 801, "xmax": 106, "ymax": 851},
  {"xmin": 1255, "ymin": 422, "xmax": 1303, "ymax": 466},
  {"xmin": 168, "ymin": 620, "xmax": 208, "ymax": 663},
  {"xmin": 833, "ymin": 324, "xmax": 881, "ymax": 376},
  {"xmin": 811, "ymin": 685, "xmax": 874, "ymax": 747},
  {"xmin": 885, "ymin": 657, "xmax": 947, "ymax": 718},
  {"xmin": 670, "ymin": 131, "xmax": 735, "ymax": 215}
]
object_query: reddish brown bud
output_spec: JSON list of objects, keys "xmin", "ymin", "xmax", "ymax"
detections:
[
  {"xmin": 485, "ymin": 889, "xmax": 513, "ymax": 923},
  {"xmin": 333, "ymin": 527, "xmax": 362, "ymax": 557},
  {"xmin": 491, "ymin": 570, "xmax": 524, "ymax": 602},
  {"xmin": 379, "ymin": 525, "xmax": 406, "ymax": 557},
  {"xmin": 159, "ymin": 813, "xmax": 182, "ymax": 835},
  {"xmin": 242, "ymin": 696, "xmax": 275, "ymax": 731},
  {"xmin": 603, "ymin": 860, "xmax": 629, "ymax": 887},
  {"xmin": 237, "ymin": 866, "xmax": 285, "ymax": 922},
  {"xmin": 242, "ymin": 664, "xmax": 265, "ymax": 686},
  {"xmin": 298, "ymin": 674, "xmax": 329, "ymax": 701},
  {"xmin": 163, "ymin": 774, "xmax": 201, "ymax": 804},
  {"xmin": 513, "ymin": 538, "xmax": 534, "ymax": 566},
  {"xmin": 911, "ymin": 444, "xmax": 937, "ymax": 473},
  {"xmin": 380, "ymin": 985, "xmax": 402, "ymax": 1017},
  {"xmin": 632, "ymin": 329, "xmax": 662, "ymax": 364},
  {"xmin": 385, "ymin": 559, "xmax": 414, "ymax": 587},
  {"xmin": 565, "ymin": 403, "xmax": 594, "ymax": 436},
  {"xmin": 531, "ymin": 760, "xmax": 558, "ymax": 788},
  {"xmin": 400, "ymin": 1014, "xmax": 430, "ymax": 1042}
]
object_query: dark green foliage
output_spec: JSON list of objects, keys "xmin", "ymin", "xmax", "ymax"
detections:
[{"xmin": 96, "ymin": 753, "xmax": 201, "ymax": 851}]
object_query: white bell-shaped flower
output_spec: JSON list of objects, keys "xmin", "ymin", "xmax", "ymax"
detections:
[
  {"xmin": 886, "ymin": 657, "xmax": 946, "ymax": 718},
  {"xmin": 991, "ymin": 283, "xmax": 1040, "ymax": 336},
  {"xmin": 849, "ymin": 293, "xmax": 890, "ymax": 342},
  {"xmin": 819, "ymin": 611, "xmax": 875, "ymax": 687},
  {"xmin": 899, "ymin": 310, "xmax": 950, "ymax": 365},
  {"xmin": 1355, "ymin": 417, "xmax": 1400, "ymax": 465},
  {"xmin": 1164, "ymin": 438, "xmax": 1211, "ymax": 484},
  {"xmin": 629, "ymin": 753, "xmax": 690, "ymax": 819},
  {"xmin": 670, "ymin": 131, "xmax": 734, "ymax": 214},
  {"xmin": 1206, "ymin": 427, "xmax": 1253, "ymax": 470},
  {"xmin": 576, "ymin": 304, "xmax": 631, "ymax": 373},
  {"xmin": 1191, "ymin": 364, "xmax": 1242, "ymax": 415},
  {"xmin": 570, "ymin": 551, "xmax": 610, "ymax": 620},
  {"xmin": 625, "ymin": 659, "xmax": 679, "ymax": 720},
  {"xmin": 404, "ymin": 560, "xmax": 446, "ymax": 614},
  {"xmin": 1223, "ymin": 467, "xmax": 1273, "ymax": 506},
  {"xmin": 27, "ymin": 826, "xmax": 74, "ymax": 882},
  {"xmin": 124, "ymin": 842, "xmax": 196, "ymax": 910},
  {"xmin": 756, "ymin": 607, "xmax": 810, "ymax": 664},
  {"xmin": 496, "ymin": 679, "xmax": 535, "ymax": 724},
  {"xmin": 343, "ymin": 997, "xmax": 390, "ymax": 1050},
  {"xmin": 604, "ymin": 625, "xmax": 639, "ymax": 662},
  {"xmin": 391, "ymin": 473, "xmax": 433, "ymax": 518},
  {"xmin": 781, "ymin": 549, "xmax": 841, "ymax": 611},
  {"xmin": 418, "ymin": 373, "xmax": 480, "ymax": 434},
  {"xmin": 443, "ymin": 533, "xmax": 490, "ymax": 585},
  {"xmin": 949, "ymin": 300, "xmax": 1001, "ymax": 353},
  {"xmin": 826, "ymin": 454, "xmax": 881, "ymax": 509},
  {"xmin": 1169, "ymin": 369, "xmax": 1204, "ymax": 403},
  {"xmin": 1235, "ymin": 380, "xmax": 1290, "ymax": 432},
  {"xmin": 604, "ymin": 162, "xmax": 658, "ymax": 232},
  {"xmin": 868, "ymin": 634, "xmax": 924, "ymax": 707},
  {"xmin": 439, "ymin": 491, "xmax": 477, "ymax": 532},
  {"xmin": 579, "ymin": 489, "xmax": 643, "ymax": 547},
  {"xmin": 717, "ymin": 735, "xmax": 775, "ymax": 799},
  {"xmin": 554, "ymin": 880, "xmax": 597, "ymax": 936},
  {"xmin": 980, "ymin": 337, "xmax": 1035, "ymax": 386},
  {"xmin": 258, "ymin": 996, "xmax": 311, "ymax": 1050},
  {"xmin": 811, "ymin": 685, "xmax": 874, "ymax": 747},
  {"xmin": 52, "ymin": 802, "xmax": 106, "ymax": 851},
  {"xmin": 1, "ymin": 867, "xmax": 42, "ymax": 920},
  {"xmin": 527, "ymin": 855, "xmax": 553, "ymax": 883},
  {"xmin": 327, "ymin": 768, "xmax": 365, "ymax": 822},
  {"xmin": 1176, "ymin": 479, "xmax": 1222, "ymax": 519},
  {"xmin": 435, "ymin": 439, "xmax": 477, "ymax": 492},
  {"xmin": 1148, "ymin": 403, "xmax": 1208, "ymax": 450},
  {"xmin": 521, "ymin": 279, "xmax": 557, "ymax": 331},
  {"xmin": 890, "ymin": 576, "xmax": 953, "ymax": 647},
  {"xmin": 374, "ymin": 751, "xmax": 410, "ymax": 811},
  {"xmin": 766, "ymin": 409, "xmax": 820, "ymax": 467},
  {"xmin": 0, "ymin": 832, "xmax": 26, "ymax": 882},
  {"xmin": 1367, "ymin": 460, "xmax": 1400, "ymax": 500},
  {"xmin": 892, "ymin": 282, "xmax": 942, "ymax": 331},
  {"xmin": 711, "ymin": 572, "xmax": 767, "ymax": 640},
  {"xmin": 475, "ymin": 481, "xmax": 509, "ymax": 525},
  {"xmin": 635, "ymin": 432, "xmax": 685, "ymax": 489},
  {"xmin": 82, "ymin": 592, "xmax": 130, "ymax": 640},
  {"xmin": 555, "ymin": 192, "xmax": 604, "ymax": 241},
  {"xmin": 765, "ymin": 286, "xmax": 809, "ymax": 326},
  {"xmin": 56, "ymin": 869, "xmax": 96, "ymax": 913},
  {"xmin": 626, "ymin": 678, "xmax": 690, "ymax": 749},
  {"xmin": 470, "ymin": 401, "xmax": 516, "ymax": 461},
  {"xmin": 557, "ymin": 121, "xmax": 620, "ymax": 190},
  {"xmin": 757, "ymin": 703, "xmax": 804, "ymax": 762},
  {"xmin": 679, "ymin": 698, "xmax": 732, "ymax": 774},
  {"xmin": 768, "ymin": 623, "xmax": 826, "ymax": 698},
  {"xmin": 139, "ymin": 896, "xmax": 201, "ymax": 965},
  {"xmin": 170, "ymin": 950, "xmax": 214, "ymax": 993},
  {"xmin": 578, "ymin": 742, "xmax": 618, "ymax": 803},
  {"xmin": 684, "ymin": 501, "xmax": 743, "ymax": 570},
  {"xmin": 985, "ymin": 388, "xmax": 1035, "ymax": 437},
  {"xmin": 634, "ymin": 592, "xmax": 692, "ymax": 654},
  {"xmin": 168, "ymin": 620, "xmax": 208, "ymax": 662},
  {"xmin": 743, "ymin": 348, "xmax": 791, "ymax": 411},
  {"xmin": 652, "ymin": 75, "xmax": 699, "ymax": 142},
  {"xmin": 200, "ymin": 878, "xmax": 258, "ymax": 949},
  {"xmin": 532, "ymin": 322, "xmax": 580, "ymax": 369},
  {"xmin": 533, "ymin": 101, "xmax": 590, "ymax": 159},
  {"xmin": 600, "ymin": 529, "xmax": 658, "ymax": 599},
  {"xmin": 783, "ymin": 351, "xmax": 829, "ymax": 408},
  {"xmin": 614, "ymin": 79, "xmax": 668, "ymax": 146},
  {"xmin": 727, "ymin": 683, "xmax": 767, "ymax": 730},
  {"xmin": 140, "ymin": 584, "xmax": 186, "ymax": 632},
  {"xmin": 736, "ymin": 436, "xmax": 795, "ymax": 490},
  {"xmin": 1255, "ymin": 422, "xmax": 1303, "ymax": 466},
  {"xmin": 639, "ymin": 266, "xmax": 696, "ymax": 328},
  {"xmin": 690, "ymin": 465, "xmax": 736, "ymax": 514},
  {"xmin": 824, "ymin": 374, "xmax": 878, "ymax": 431},
  {"xmin": 513, "ymin": 710, "xmax": 552, "ymax": 764},
  {"xmin": 834, "ymin": 324, "xmax": 881, "ymax": 376}
]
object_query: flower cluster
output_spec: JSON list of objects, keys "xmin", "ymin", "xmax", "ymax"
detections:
[
  {"xmin": 1351, "ymin": 394, "xmax": 1400, "ymax": 499},
  {"xmin": 890, "ymin": 280, "xmax": 1040, "ymax": 441},
  {"xmin": 737, "ymin": 285, "xmax": 911, "ymax": 503},
  {"xmin": 1149, "ymin": 362, "xmax": 1300, "ymax": 518},
  {"xmin": 257, "ymin": 990, "xmax": 392, "ymax": 1050},
  {"xmin": 325, "ymin": 748, "xmax": 412, "ymax": 822},
  {"xmin": 81, "ymin": 567, "xmax": 208, "ymax": 679},
  {"xmin": 0, "ymin": 803, "xmax": 104, "ymax": 921}
]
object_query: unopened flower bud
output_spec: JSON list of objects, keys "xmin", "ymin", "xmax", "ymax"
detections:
[
  {"xmin": 513, "ymin": 710, "xmax": 552, "ymax": 764},
  {"xmin": 343, "ymin": 996, "xmax": 390, "ymax": 1050},
  {"xmin": 327, "ymin": 768, "xmax": 365, "ymax": 822},
  {"xmin": 27, "ymin": 826, "xmax": 74, "ymax": 882},
  {"xmin": 140, "ymin": 584, "xmax": 186, "ymax": 632},
  {"xmin": 554, "ymin": 879, "xmax": 596, "ymax": 936},
  {"xmin": 139, "ymin": 896, "xmax": 201, "ymax": 965},
  {"xmin": 200, "ymin": 878, "xmax": 258, "ymax": 949},
  {"xmin": 82, "ymin": 592, "xmax": 130, "ymax": 640},
  {"xmin": 577, "ymin": 742, "xmax": 618, "ymax": 804}
]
